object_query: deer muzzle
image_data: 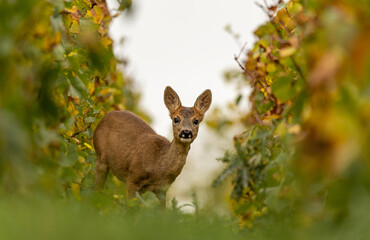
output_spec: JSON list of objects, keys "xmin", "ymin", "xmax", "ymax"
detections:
[{"xmin": 179, "ymin": 130, "xmax": 193, "ymax": 142}]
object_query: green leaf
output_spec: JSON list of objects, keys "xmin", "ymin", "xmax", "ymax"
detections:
[
  {"xmin": 265, "ymin": 187, "xmax": 288, "ymax": 212},
  {"xmin": 60, "ymin": 143, "xmax": 79, "ymax": 167},
  {"xmin": 213, "ymin": 160, "xmax": 241, "ymax": 187},
  {"xmin": 67, "ymin": 72, "xmax": 88, "ymax": 98},
  {"xmin": 73, "ymin": 0, "xmax": 91, "ymax": 14},
  {"xmin": 259, "ymin": 39, "xmax": 270, "ymax": 49},
  {"xmin": 69, "ymin": 20, "xmax": 80, "ymax": 34},
  {"xmin": 271, "ymin": 76, "xmax": 295, "ymax": 102},
  {"xmin": 258, "ymin": 101, "xmax": 274, "ymax": 113},
  {"xmin": 85, "ymin": 117, "xmax": 95, "ymax": 123},
  {"xmin": 254, "ymin": 22, "xmax": 275, "ymax": 38}
]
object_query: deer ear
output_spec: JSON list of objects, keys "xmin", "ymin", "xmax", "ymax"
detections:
[
  {"xmin": 194, "ymin": 89, "xmax": 212, "ymax": 115},
  {"xmin": 164, "ymin": 86, "xmax": 182, "ymax": 113}
]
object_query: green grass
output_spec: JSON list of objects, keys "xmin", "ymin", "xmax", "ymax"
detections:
[
  {"xmin": 0, "ymin": 195, "xmax": 243, "ymax": 240},
  {"xmin": 1, "ymin": 186, "xmax": 370, "ymax": 240}
]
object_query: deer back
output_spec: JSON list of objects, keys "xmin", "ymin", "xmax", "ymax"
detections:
[{"xmin": 93, "ymin": 110, "xmax": 170, "ymax": 181}]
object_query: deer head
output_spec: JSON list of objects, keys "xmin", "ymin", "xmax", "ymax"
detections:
[{"xmin": 164, "ymin": 86, "xmax": 212, "ymax": 144}]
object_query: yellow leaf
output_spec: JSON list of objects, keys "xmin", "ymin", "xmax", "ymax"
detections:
[
  {"xmin": 67, "ymin": 101, "xmax": 79, "ymax": 116},
  {"xmin": 116, "ymin": 103, "xmax": 124, "ymax": 110},
  {"xmin": 266, "ymin": 63, "xmax": 277, "ymax": 73},
  {"xmin": 279, "ymin": 47, "xmax": 296, "ymax": 58},
  {"xmin": 277, "ymin": 9, "xmax": 289, "ymax": 23},
  {"xmin": 64, "ymin": 6, "xmax": 79, "ymax": 16},
  {"xmin": 245, "ymin": 58, "xmax": 256, "ymax": 71},
  {"xmin": 112, "ymin": 176, "xmax": 121, "ymax": 187},
  {"xmin": 78, "ymin": 156, "xmax": 86, "ymax": 163},
  {"xmin": 100, "ymin": 87, "xmax": 115, "ymax": 96},
  {"xmin": 288, "ymin": 124, "xmax": 301, "ymax": 134},
  {"xmin": 266, "ymin": 76, "xmax": 273, "ymax": 85},
  {"xmin": 68, "ymin": 51, "xmax": 77, "ymax": 57},
  {"xmin": 85, "ymin": 9, "xmax": 93, "ymax": 18},
  {"xmin": 101, "ymin": 36, "xmax": 113, "ymax": 48},
  {"xmin": 113, "ymin": 194, "xmax": 124, "ymax": 199},
  {"xmin": 93, "ymin": 5, "xmax": 104, "ymax": 24},
  {"xmin": 88, "ymin": 81, "xmax": 95, "ymax": 95},
  {"xmin": 86, "ymin": 5, "xmax": 104, "ymax": 24},
  {"xmin": 84, "ymin": 142, "xmax": 92, "ymax": 149}
]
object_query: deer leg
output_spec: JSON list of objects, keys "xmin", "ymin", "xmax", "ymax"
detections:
[
  {"xmin": 156, "ymin": 190, "xmax": 167, "ymax": 207},
  {"xmin": 125, "ymin": 177, "xmax": 139, "ymax": 199},
  {"xmin": 94, "ymin": 157, "xmax": 109, "ymax": 190},
  {"xmin": 153, "ymin": 186, "xmax": 168, "ymax": 207}
]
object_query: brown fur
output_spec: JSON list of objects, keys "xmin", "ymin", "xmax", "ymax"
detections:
[{"xmin": 93, "ymin": 86, "xmax": 212, "ymax": 199}]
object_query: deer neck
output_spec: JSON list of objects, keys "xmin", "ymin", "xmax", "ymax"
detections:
[{"xmin": 162, "ymin": 139, "xmax": 190, "ymax": 172}]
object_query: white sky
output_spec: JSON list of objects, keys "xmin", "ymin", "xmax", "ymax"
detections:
[{"xmin": 107, "ymin": 0, "xmax": 267, "ymax": 136}]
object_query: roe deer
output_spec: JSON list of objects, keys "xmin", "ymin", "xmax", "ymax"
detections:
[{"xmin": 93, "ymin": 86, "xmax": 212, "ymax": 201}]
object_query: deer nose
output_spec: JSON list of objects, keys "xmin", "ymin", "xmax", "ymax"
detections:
[{"xmin": 180, "ymin": 130, "xmax": 193, "ymax": 139}]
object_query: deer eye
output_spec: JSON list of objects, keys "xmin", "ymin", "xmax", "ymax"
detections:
[
  {"xmin": 173, "ymin": 117, "xmax": 180, "ymax": 124},
  {"xmin": 192, "ymin": 119, "xmax": 199, "ymax": 125}
]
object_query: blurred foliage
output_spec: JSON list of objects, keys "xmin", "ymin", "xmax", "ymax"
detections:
[
  {"xmin": 213, "ymin": 0, "xmax": 370, "ymax": 235},
  {"xmin": 0, "ymin": 1, "xmax": 244, "ymax": 239},
  {"xmin": 0, "ymin": 0, "xmax": 147, "ymax": 197},
  {"xmin": 0, "ymin": 195, "xmax": 244, "ymax": 240}
]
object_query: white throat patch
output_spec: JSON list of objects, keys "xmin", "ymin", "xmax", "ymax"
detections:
[{"xmin": 180, "ymin": 138, "xmax": 192, "ymax": 143}]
